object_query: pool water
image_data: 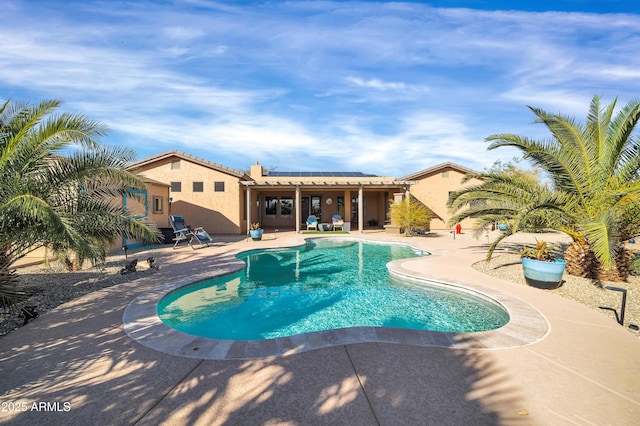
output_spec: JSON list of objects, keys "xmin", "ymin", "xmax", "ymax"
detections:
[{"xmin": 158, "ymin": 239, "xmax": 509, "ymax": 340}]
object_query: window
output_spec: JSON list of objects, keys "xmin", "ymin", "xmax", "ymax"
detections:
[
  {"xmin": 170, "ymin": 182, "xmax": 181, "ymax": 192},
  {"xmin": 311, "ymin": 196, "xmax": 322, "ymax": 220},
  {"xmin": 351, "ymin": 197, "xmax": 358, "ymax": 223},
  {"xmin": 193, "ymin": 182, "xmax": 204, "ymax": 192},
  {"xmin": 152, "ymin": 196, "xmax": 163, "ymax": 214},
  {"xmin": 302, "ymin": 197, "xmax": 309, "ymax": 220},
  {"xmin": 171, "ymin": 160, "xmax": 181, "ymax": 170},
  {"xmin": 265, "ymin": 196, "xmax": 277, "ymax": 216},
  {"xmin": 442, "ymin": 170, "xmax": 450, "ymax": 178},
  {"xmin": 280, "ymin": 197, "xmax": 293, "ymax": 216},
  {"xmin": 351, "ymin": 196, "xmax": 366, "ymax": 223},
  {"xmin": 214, "ymin": 181, "xmax": 225, "ymax": 192}
]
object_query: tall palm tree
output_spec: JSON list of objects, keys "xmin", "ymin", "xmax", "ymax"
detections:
[
  {"xmin": 0, "ymin": 99, "xmax": 160, "ymax": 311},
  {"xmin": 448, "ymin": 95, "xmax": 640, "ymax": 280}
]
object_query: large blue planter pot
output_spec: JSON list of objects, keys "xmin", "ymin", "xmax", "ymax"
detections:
[
  {"xmin": 249, "ymin": 229, "xmax": 263, "ymax": 241},
  {"xmin": 522, "ymin": 257, "xmax": 566, "ymax": 289},
  {"xmin": 497, "ymin": 223, "xmax": 508, "ymax": 231}
]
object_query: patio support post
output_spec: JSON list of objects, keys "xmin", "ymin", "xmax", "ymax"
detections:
[
  {"xmin": 246, "ymin": 186, "xmax": 252, "ymax": 234},
  {"xmin": 358, "ymin": 185, "xmax": 364, "ymax": 233},
  {"xmin": 295, "ymin": 185, "xmax": 301, "ymax": 233},
  {"xmin": 344, "ymin": 189, "xmax": 351, "ymax": 228}
]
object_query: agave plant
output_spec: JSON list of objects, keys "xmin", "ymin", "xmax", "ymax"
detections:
[
  {"xmin": 0, "ymin": 99, "xmax": 160, "ymax": 310},
  {"xmin": 449, "ymin": 95, "xmax": 640, "ymax": 280}
]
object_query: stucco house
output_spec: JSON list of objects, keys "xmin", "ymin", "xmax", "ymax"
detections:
[
  {"xmin": 128, "ymin": 150, "xmax": 482, "ymax": 236},
  {"xmin": 403, "ymin": 162, "xmax": 484, "ymax": 231},
  {"xmin": 128, "ymin": 150, "xmax": 415, "ymax": 234},
  {"xmin": 128, "ymin": 151, "xmax": 249, "ymax": 235}
]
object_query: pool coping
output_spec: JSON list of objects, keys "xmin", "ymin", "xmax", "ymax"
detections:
[{"xmin": 123, "ymin": 237, "xmax": 550, "ymax": 360}]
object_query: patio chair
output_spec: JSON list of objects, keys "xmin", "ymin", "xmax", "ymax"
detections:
[
  {"xmin": 306, "ymin": 215, "xmax": 318, "ymax": 231},
  {"xmin": 332, "ymin": 215, "xmax": 344, "ymax": 231},
  {"xmin": 169, "ymin": 215, "xmax": 213, "ymax": 249}
]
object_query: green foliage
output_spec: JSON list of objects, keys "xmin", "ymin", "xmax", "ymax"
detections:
[
  {"xmin": 301, "ymin": 231, "xmax": 349, "ymax": 234},
  {"xmin": 389, "ymin": 196, "xmax": 433, "ymax": 236},
  {"xmin": 630, "ymin": 252, "xmax": 640, "ymax": 275},
  {"xmin": 0, "ymin": 98, "xmax": 161, "ymax": 309},
  {"xmin": 448, "ymin": 95, "xmax": 640, "ymax": 269},
  {"xmin": 520, "ymin": 240, "xmax": 556, "ymax": 261}
]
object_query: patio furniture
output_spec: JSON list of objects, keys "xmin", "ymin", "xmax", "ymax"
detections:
[
  {"xmin": 319, "ymin": 223, "xmax": 332, "ymax": 231},
  {"xmin": 169, "ymin": 215, "xmax": 213, "ymax": 249},
  {"xmin": 332, "ymin": 215, "xmax": 344, "ymax": 231},
  {"xmin": 306, "ymin": 215, "xmax": 318, "ymax": 231}
]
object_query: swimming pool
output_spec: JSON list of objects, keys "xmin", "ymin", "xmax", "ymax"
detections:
[{"xmin": 157, "ymin": 239, "xmax": 509, "ymax": 340}]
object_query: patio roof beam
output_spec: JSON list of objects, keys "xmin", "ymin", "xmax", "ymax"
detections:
[{"xmin": 239, "ymin": 180, "xmax": 417, "ymax": 188}]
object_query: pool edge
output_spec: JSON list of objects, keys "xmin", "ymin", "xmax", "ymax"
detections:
[{"xmin": 123, "ymin": 237, "xmax": 550, "ymax": 360}]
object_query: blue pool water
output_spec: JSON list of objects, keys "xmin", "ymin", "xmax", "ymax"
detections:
[{"xmin": 158, "ymin": 239, "xmax": 510, "ymax": 340}]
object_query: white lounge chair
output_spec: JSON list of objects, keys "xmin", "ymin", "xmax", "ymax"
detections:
[
  {"xmin": 306, "ymin": 215, "xmax": 318, "ymax": 231},
  {"xmin": 332, "ymin": 215, "xmax": 344, "ymax": 231}
]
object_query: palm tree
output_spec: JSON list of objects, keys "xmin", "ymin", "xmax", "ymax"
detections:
[
  {"xmin": 448, "ymin": 95, "xmax": 640, "ymax": 280},
  {"xmin": 0, "ymin": 99, "xmax": 160, "ymax": 311}
]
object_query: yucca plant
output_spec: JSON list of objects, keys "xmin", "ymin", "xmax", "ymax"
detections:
[
  {"xmin": 0, "ymin": 98, "xmax": 161, "ymax": 311},
  {"xmin": 520, "ymin": 240, "xmax": 556, "ymax": 262},
  {"xmin": 449, "ymin": 95, "xmax": 640, "ymax": 280}
]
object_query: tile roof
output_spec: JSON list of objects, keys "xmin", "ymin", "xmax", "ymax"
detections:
[{"xmin": 128, "ymin": 150, "xmax": 248, "ymax": 178}]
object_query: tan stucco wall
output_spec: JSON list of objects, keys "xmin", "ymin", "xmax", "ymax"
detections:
[
  {"xmin": 123, "ymin": 184, "xmax": 170, "ymax": 228},
  {"xmin": 409, "ymin": 167, "xmax": 483, "ymax": 231},
  {"xmin": 135, "ymin": 156, "xmax": 243, "ymax": 234},
  {"xmin": 113, "ymin": 180, "xmax": 171, "ymax": 250}
]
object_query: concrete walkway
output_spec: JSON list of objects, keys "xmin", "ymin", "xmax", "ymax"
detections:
[{"xmin": 1, "ymin": 231, "xmax": 639, "ymax": 425}]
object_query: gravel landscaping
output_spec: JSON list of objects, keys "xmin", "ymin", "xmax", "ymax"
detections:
[
  {"xmin": 0, "ymin": 251, "xmax": 162, "ymax": 337},
  {"xmin": 473, "ymin": 253, "xmax": 640, "ymax": 338}
]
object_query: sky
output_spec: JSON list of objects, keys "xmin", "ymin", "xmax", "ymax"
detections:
[{"xmin": 1, "ymin": 1, "xmax": 639, "ymax": 177}]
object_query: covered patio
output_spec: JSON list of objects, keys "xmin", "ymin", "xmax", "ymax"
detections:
[{"xmin": 242, "ymin": 175, "xmax": 415, "ymax": 233}]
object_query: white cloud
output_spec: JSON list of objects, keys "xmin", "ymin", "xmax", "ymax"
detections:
[
  {"xmin": 346, "ymin": 77, "xmax": 408, "ymax": 91},
  {"xmin": 163, "ymin": 26, "xmax": 205, "ymax": 42},
  {"xmin": 1, "ymin": 1, "xmax": 638, "ymax": 177}
]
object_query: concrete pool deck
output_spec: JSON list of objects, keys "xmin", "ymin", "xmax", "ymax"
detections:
[{"xmin": 1, "ymin": 231, "xmax": 639, "ymax": 424}]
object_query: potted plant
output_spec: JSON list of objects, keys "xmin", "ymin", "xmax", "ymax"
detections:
[
  {"xmin": 520, "ymin": 240, "xmax": 566, "ymax": 289},
  {"xmin": 249, "ymin": 223, "xmax": 263, "ymax": 241},
  {"xmin": 497, "ymin": 222, "xmax": 508, "ymax": 232}
]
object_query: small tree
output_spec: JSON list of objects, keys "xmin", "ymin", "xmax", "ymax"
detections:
[{"xmin": 389, "ymin": 196, "xmax": 433, "ymax": 236}]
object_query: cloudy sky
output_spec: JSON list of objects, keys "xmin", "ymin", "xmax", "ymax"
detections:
[{"xmin": 2, "ymin": 0, "xmax": 639, "ymax": 177}]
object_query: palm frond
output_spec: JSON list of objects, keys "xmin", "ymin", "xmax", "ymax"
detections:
[
  {"xmin": 470, "ymin": 95, "xmax": 640, "ymax": 274},
  {"xmin": 0, "ymin": 97, "xmax": 157, "ymax": 279}
]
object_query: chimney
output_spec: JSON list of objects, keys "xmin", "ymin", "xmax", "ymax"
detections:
[{"xmin": 250, "ymin": 162, "xmax": 264, "ymax": 179}]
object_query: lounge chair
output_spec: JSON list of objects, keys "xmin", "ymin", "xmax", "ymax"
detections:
[
  {"xmin": 306, "ymin": 215, "xmax": 318, "ymax": 231},
  {"xmin": 332, "ymin": 215, "xmax": 344, "ymax": 231},
  {"xmin": 169, "ymin": 215, "xmax": 213, "ymax": 249}
]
